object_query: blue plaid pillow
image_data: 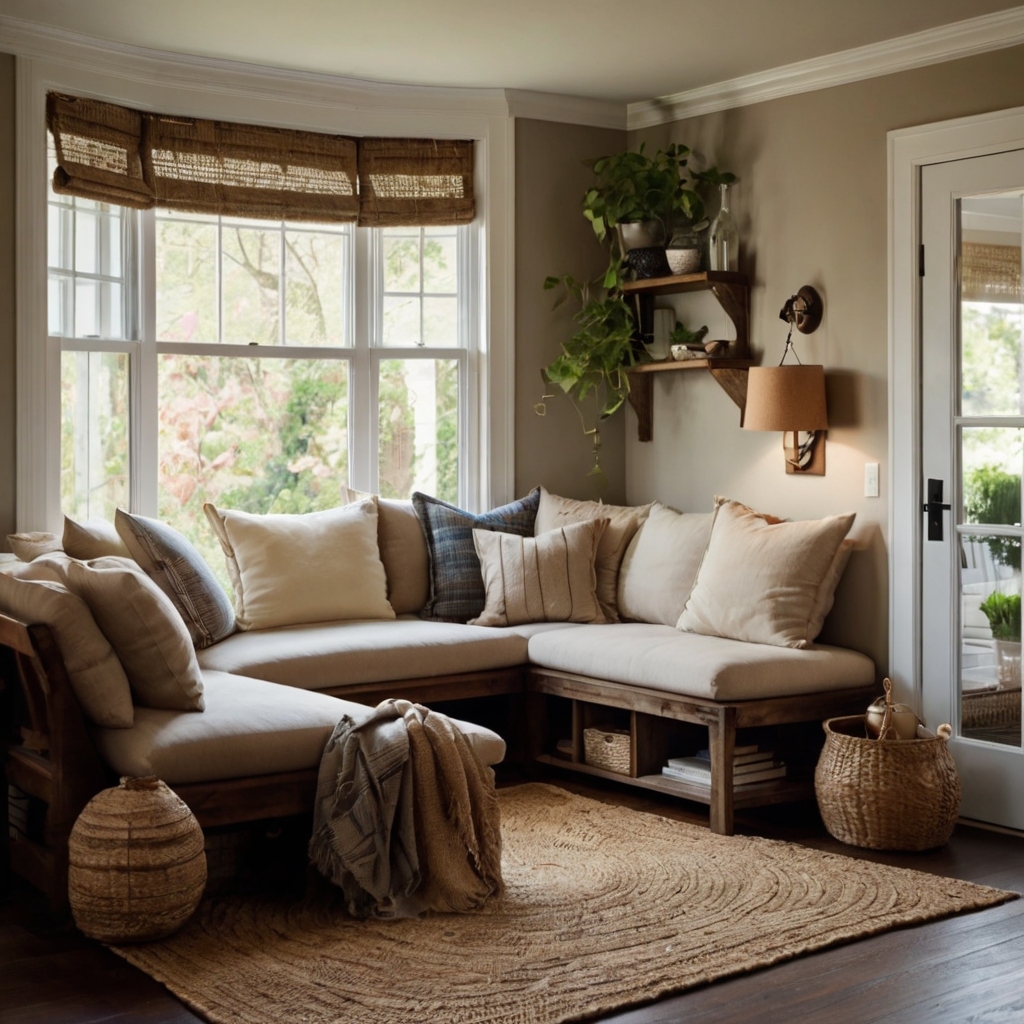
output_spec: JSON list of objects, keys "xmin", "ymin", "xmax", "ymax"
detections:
[{"xmin": 413, "ymin": 489, "xmax": 540, "ymax": 622}]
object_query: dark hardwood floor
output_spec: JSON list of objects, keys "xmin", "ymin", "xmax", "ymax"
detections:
[{"xmin": 2, "ymin": 774, "xmax": 1023, "ymax": 1024}]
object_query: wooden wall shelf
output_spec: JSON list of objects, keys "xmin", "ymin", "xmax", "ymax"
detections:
[{"xmin": 622, "ymin": 271, "xmax": 751, "ymax": 442}]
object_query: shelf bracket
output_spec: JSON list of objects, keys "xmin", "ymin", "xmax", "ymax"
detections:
[
  {"xmin": 708, "ymin": 280, "xmax": 749, "ymax": 355},
  {"xmin": 627, "ymin": 373, "xmax": 654, "ymax": 443}
]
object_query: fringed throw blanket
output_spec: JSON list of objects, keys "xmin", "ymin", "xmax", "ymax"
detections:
[{"xmin": 309, "ymin": 699, "xmax": 503, "ymax": 919}]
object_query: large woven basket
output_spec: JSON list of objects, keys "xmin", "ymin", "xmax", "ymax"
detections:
[
  {"xmin": 814, "ymin": 716, "xmax": 961, "ymax": 851},
  {"xmin": 69, "ymin": 776, "xmax": 207, "ymax": 943}
]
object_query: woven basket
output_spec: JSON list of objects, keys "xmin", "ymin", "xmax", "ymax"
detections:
[
  {"xmin": 584, "ymin": 728, "xmax": 631, "ymax": 775},
  {"xmin": 962, "ymin": 687, "xmax": 1022, "ymax": 731},
  {"xmin": 69, "ymin": 776, "xmax": 207, "ymax": 943},
  {"xmin": 814, "ymin": 716, "xmax": 961, "ymax": 851}
]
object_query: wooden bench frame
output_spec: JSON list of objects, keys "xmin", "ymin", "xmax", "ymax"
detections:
[{"xmin": 526, "ymin": 668, "xmax": 880, "ymax": 836}]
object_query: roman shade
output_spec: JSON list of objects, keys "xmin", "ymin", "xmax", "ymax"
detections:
[
  {"xmin": 47, "ymin": 93, "xmax": 475, "ymax": 226},
  {"xmin": 961, "ymin": 242, "xmax": 1022, "ymax": 302},
  {"xmin": 357, "ymin": 137, "xmax": 475, "ymax": 226}
]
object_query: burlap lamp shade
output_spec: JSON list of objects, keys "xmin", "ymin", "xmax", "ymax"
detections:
[{"xmin": 743, "ymin": 365, "xmax": 828, "ymax": 432}]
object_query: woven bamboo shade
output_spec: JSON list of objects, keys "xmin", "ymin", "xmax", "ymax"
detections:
[
  {"xmin": 358, "ymin": 137, "xmax": 475, "ymax": 227},
  {"xmin": 146, "ymin": 115, "xmax": 358, "ymax": 223},
  {"xmin": 47, "ymin": 93, "xmax": 153, "ymax": 209},
  {"xmin": 962, "ymin": 242, "xmax": 1022, "ymax": 302},
  {"xmin": 47, "ymin": 93, "xmax": 474, "ymax": 226}
]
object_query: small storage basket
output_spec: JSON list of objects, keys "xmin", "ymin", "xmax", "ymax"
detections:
[
  {"xmin": 584, "ymin": 728, "xmax": 631, "ymax": 775},
  {"xmin": 814, "ymin": 715, "xmax": 961, "ymax": 851}
]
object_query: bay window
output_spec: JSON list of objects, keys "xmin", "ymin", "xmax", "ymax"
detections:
[{"xmin": 47, "ymin": 141, "xmax": 477, "ymax": 576}]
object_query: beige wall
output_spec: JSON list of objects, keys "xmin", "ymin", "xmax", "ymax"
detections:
[
  {"xmin": 515, "ymin": 118, "xmax": 628, "ymax": 504},
  {"xmin": 628, "ymin": 45, "xmax": 1024, "ymax": 671},
  {"xmin": 0, "ymin": 53, "xmax": 14, "ymax": 548}
]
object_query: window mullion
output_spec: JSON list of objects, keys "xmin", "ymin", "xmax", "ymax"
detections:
[
  {"xmin": 350, "ymin": 227, "xmax": 375, "ymax": 494},
  {"xmin": 134, "ymin": 207, "xmax": 159, "ymax": 516}
]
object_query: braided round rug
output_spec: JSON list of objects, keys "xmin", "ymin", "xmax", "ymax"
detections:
[{"xmin": 112, "ymin": 783, "xmax": 1016, "ymax": 1024}]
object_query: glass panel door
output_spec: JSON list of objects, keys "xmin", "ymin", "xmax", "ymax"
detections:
[{"xmin": 921, "ymin": 152, "xmax": 1024, "ymax": 829}]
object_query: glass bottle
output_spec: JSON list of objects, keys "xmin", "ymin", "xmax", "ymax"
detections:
[{"xmin": 709, "ymin": 183, "xmax": 738, "ymax": 272}]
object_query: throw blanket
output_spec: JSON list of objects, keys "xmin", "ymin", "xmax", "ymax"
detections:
[{"xmin": 309, "ymin": 699, "xmax": 503, "ymax": 919}]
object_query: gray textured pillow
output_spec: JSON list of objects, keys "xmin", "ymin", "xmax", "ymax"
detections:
[
  {"xmin": 115, "ymin": 508, "xmax": 236, "ymax": 648},
  {"xmin": 413, "ymin": 489, "xmax": 540, "ymax": 623}
]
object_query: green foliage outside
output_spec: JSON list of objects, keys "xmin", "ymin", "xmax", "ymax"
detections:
[
  {"xmin": 980, "ymin": 591, "xmax": 1021, "ymax": 642},
  {"xmin": 964, "ymin": 465, "xmax": 1022, "ymax": 572}
]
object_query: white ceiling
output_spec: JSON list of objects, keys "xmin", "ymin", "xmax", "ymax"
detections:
[{"xmin": 0, "ymin": 0, "xmax": 1022, "ymax": 103}]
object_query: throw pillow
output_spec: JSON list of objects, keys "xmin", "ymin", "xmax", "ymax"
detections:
[
  {"xmin": 676, "ymin": 499, "xmax": 856, "ymax": 649},
  {"xmin": 115, "ymin": 508, "xmax": 236, "ymax": 649},
  {"xmin": 59, "ymin": 556, "xmax": 205, "ymax": 711},
  {"xmin": 534, "ymin": 487, "xmax": 652, "ymax": 622},
  {"xmin": 617, "ymin": 503, "xmax": 715, "ymax": 625},
  {"xmin": 62, "ymin": 516, "xmax": 131, "ymax": 560},
  {"xmin": 413, "ymin": 489, "xmax": 540, "ymax": 623},
  {"xmin": 0, "ymin": 568, "xmax": 135, "ymax": 728},
  {"xmin": 470, "ymin": 519, "xmax": 608, "ymax": 627},
  {"xmin": 340, "ymin": 486, "xmax": 430, "ymax": 615},
  {"xmin": 203, "ymin": 498, "xmax": 394, "ymax": 631},
  {"xmin": 6, "ymin": 532, "xmax": 63, "ymax": 562}
]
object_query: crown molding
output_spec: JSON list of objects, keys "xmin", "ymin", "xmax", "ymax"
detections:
[
  {"xmin": 627, "ymin": 5, "xmax": 1024, "ymax": 129},
  {"xmin": 504, "ymin": 90, "xmax": 626, "ymax": 131},
  {"xmin": 0, "ymin": 14, "xmax": 512, "ymax": 118}
]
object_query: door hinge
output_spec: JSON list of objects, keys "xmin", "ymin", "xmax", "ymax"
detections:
[{"xmin": 919, "ymin": 243, "xmax": 925, "ymax": 277}]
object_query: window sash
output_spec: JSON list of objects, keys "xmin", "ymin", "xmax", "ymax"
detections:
[{"xmin": 54, "ymin": 209, "xmax": 477, "ymax": 519}]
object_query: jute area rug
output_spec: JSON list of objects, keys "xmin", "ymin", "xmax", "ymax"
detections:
[{"xmin": 113, "ymin": 783, "xmax": 1016, "ymax": 1024}]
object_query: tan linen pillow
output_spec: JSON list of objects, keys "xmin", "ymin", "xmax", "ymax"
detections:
[
  {"xmin": 6, "ymin": 532, "xmax": 63, "ymax": 562},
  {"xmin": 706, "ymin": 495, "xmax": 852, "ymax": 640},
  {"xmin": 63, "ymin": 516, "xmax": 131, "ymax": 559},
  {"xmin": 340, "ymin": 486, "xmax": 430, "ymax": 615},
  {"xmin": 60, "ymin": 556, "xmax": 205, "ymax": 711},
  {"xmin": 677, "ymin": 500, "xmax": 856, "ymax": 649},
  {"xmin": 203, "ymin": 498, "xmax": 395, "ymax": 631},
  {"xmin": 0, "ymin": 568, "xmax": 134, "ymax": 728},
  {"xmin": 534, "ymin": 487, "xmax": 652, "ymax": 622},
  {"xmin": 617, "ymin": 503, "xmax": 715, "ymax": 626},
  {"xmin": 470, "ymin": 519, "xmax": 608, "ymax": 627}
]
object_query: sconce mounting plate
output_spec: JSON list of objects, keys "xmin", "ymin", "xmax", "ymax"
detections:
[{"xmin": 780, "ymin": 285, "xmax": 823, "ymax": 334}]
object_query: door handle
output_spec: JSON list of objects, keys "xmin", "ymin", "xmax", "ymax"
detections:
[{"xmin": 922, "ymin": 478, "xmax": 951, "ymax": 541}]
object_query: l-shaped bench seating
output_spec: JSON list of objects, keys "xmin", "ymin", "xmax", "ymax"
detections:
[{"xmin": 0, "ymin": 494, "xmax": 878, "ymax": 909}]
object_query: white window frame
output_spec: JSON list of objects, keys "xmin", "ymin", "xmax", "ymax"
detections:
[
  {"xmin": 888, "ymin": 103, "xmax": 1024, "ymax": 711},
  {"xmin": 15, "ymin": 46, "xmax": 515, "ymax": 532}
]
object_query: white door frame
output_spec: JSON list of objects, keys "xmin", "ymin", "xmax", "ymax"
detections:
[{"xmin": 889, "ymin": 104, "xmax": 1024, "ymax": 711}]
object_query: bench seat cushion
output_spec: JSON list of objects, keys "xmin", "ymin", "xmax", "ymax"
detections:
[
  {"xmin": 92, "ymin": 671, "xmax": 506, "ymax": 784},
  {"xmin": 196, "ymin": 617, "xmax": 538, "ymax": 689},
  {"xmin": 527, "ymin": 623, "xmax": 874, "ymax": 702}
]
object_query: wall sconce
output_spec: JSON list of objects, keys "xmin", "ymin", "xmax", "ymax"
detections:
[{"xmin": 743, "ymin": 287, "xmax": 827, "ymax": 475}]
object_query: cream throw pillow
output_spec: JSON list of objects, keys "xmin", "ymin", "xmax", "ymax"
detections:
[
  {"xmin": 677, "ymin": 500, "xmax": 856, "ymax": 648},
  {"xmin": 340, "ymin": 486, "xmax": 430, "ymax": 615},
  {"xmin": 203, "ymin": 498, "xmax": 395, "ymax": 631},
  {"xmin": 63, "ymin": 516, "xmax": 131, "ymax": 559},
  {"xmin": 0, "ymin": 566, "xmax": 135, "ymax": 727},
  {"xmin": 60, "ymin": 556, "xmax": 205, "ymax": 711},
  {"xmin": 470, "ymin": 519, "xmax": 608, "ymax": 627},
  {"xmin": 617, "ymin": 503, "xmax": 715, "ymax": 626},
  {"xmin": 534, "ymin": 487, "xmax": 652, "ymax": 622}
]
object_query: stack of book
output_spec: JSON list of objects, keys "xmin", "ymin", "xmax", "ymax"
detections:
[{"xmin": 661, "ymin": 745, "xmax": 786, "ymax": 787}]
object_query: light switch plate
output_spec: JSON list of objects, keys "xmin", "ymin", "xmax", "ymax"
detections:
[{"xmin": 864, "ymin": 462, "xmax": 879, "ymax": 498}]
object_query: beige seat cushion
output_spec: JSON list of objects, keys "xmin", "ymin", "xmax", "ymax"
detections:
[
  {"xmin": 471, "ymin": 519, "xmax": 607, "ymax": 627},
  {"xmin": 60, "ymin": 556, "xmax": 205, "ymax": 711},
  {"xmin": 204, "ymin": 497, "xmax": 395, "ymax": 630},
  {"xmin": 341, "ymin": 487, "xmax": 430, "ymax": 615},
  {"xmin": 527, "ymin": 623, "xmax": 875, "ymax": 702},
  {"xmin": 197, "ymin": 617, "xmax": 530, "ymax": 690},
  {"xmin": 0, "ymin": 569, "xmax": 134, "ymax": 728},
  {"xmin": 92, "ymin": 671, "xmax": 506, "ymax": 785},
  {"xmin": 617, "ymin": 504, "xmax": 714, "ymax": 626},
  {"xmin": 677, "ymin": 500, "xmax": 856, "ymax": 649},
  {"xmin": 534, "ymin": 488, "xmax": 652, "ymax": 622}
]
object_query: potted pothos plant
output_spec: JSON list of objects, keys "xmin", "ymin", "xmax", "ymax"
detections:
[{"xmin": 538, "ymin": 145, "xmax": 735, "ymax": 485}]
